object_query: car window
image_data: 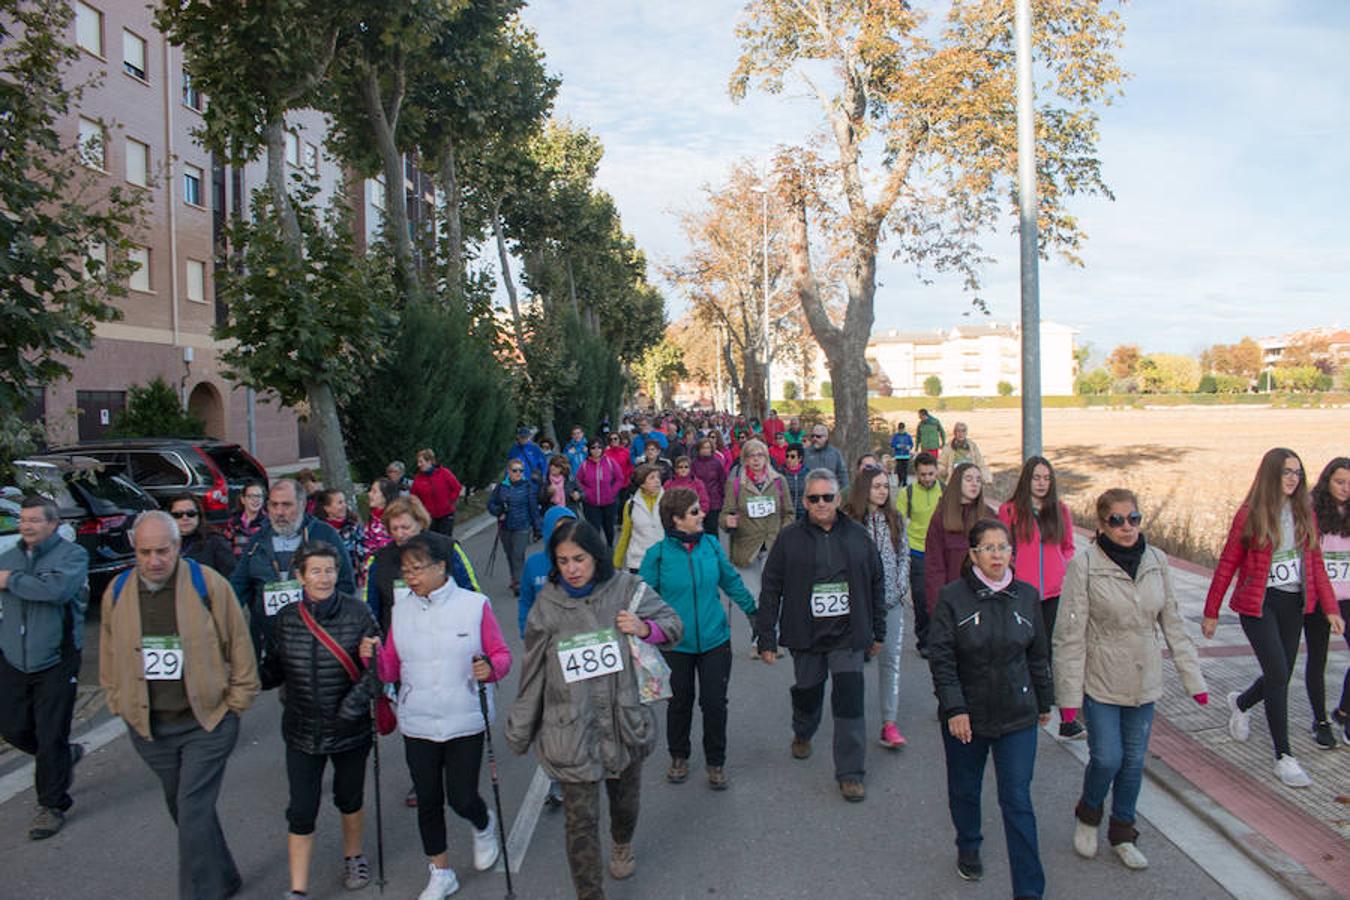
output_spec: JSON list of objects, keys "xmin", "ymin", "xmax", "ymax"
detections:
[
  {"xmin": 204, "ymin": 446, "xmax": 265, "ymax": 482},
  {"xmin": 0, "ymin": 497, "xmax": 18, "ymax": 535},
  {"xmin": 129, "ymin": 452, "xmax": 189, "ymax": 487},
  {"xmin": 70, "ymin": 471, "xmax": 157, "ymax": 514},
  {"xmin": 12, "ymin": 465, "xmax": 81, "ymax": 514}
]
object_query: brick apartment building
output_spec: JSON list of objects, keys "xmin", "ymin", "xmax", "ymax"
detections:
[{"xmin": 28, "ymin": 0, "xmax": 436, "ymax": 467}]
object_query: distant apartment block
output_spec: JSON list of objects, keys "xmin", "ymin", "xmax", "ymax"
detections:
[
  {"xmin": 864, "ymin": 321, "xmax": 1078, "ymax": 398},
  {"xmin": 1258, "ymin": 326, "xmax": 1350, "ymax": 370}
]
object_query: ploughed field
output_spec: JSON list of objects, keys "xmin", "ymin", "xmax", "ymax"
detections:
[{"xmin": 882, "ymin": 405, "xmax": 1349, "ymax": 566}]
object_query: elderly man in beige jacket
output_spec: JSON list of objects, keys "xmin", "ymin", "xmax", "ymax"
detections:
[{"xmin": 100, "ymin": 510, "xmax": 259, "ymax": 900}]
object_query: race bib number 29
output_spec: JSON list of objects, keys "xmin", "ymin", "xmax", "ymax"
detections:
[
  {"xmin": 142, "ymin": 636, "xmax": 183, "ymax": 680},
  {"xmin": 557, "ymin": 628, "xmax": 623, "ymax": 683},
  {"xmin": 810, "ymin": 581, "xmax": 850, "ymax": 618},
  {"xmin": 264, "ymin": 579, "xmax": 303, "ymax": 616}
]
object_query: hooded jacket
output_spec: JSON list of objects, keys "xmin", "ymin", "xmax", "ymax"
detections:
[
  {"xmin": 691, "ymin": 454, "xmax": 727, "ymax": 511},
  {"xmin": 489, "ymin": 478, "xmax": 541, "ymax": 533},
  {"xmin": 997, "ymin": 500, "xmax": 1076, "ymax": 601},
  {"xmin": 518, "ymin": 506, "xmax": 577, "ymax": 637}
]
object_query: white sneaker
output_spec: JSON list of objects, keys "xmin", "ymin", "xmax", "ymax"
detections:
[
  {"xmin": 418, "ymin": 863, "xmax": 459, "ymax": 900},
  {"xmin": 1274, "ymin": 754, "xmax": 1311, "ymax": 788},
  {"xmin": 1226, "ymin": 692, "xmax": 1250, "ymax": 742},
  {"xmin": 1073, "ymin": 819, "xmax": 1098, "ymax": 858},
  {"xmin": 1112, "ymin": 841, "xmax": 1149, "ymax": 870},
  {"xmin": 472, "ymin": 809, "xmax": 500, "ymax": 871}
]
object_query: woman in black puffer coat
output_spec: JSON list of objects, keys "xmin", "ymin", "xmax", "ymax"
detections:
[{"xmin": 260, "ymin": 541, "xmax": 380, "ymax": 898}]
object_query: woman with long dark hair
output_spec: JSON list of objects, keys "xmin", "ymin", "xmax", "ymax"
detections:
[
  {"xmin": 999, "ymin": 456, "xmax": 1079, "ymax": 738},
  {"xmin": 1308, "ymin": 457, "xmax": 1350, "ymax": 746},
  {"xmin": 843, "ymin": 466, "xmax": 910, "ymax": 749},
  {"xmin": 169, "ymin": 492, "xmax": 236, "ymax": 576},
  {"xmin": 924, "ymin": 462, "xmax": 985, "ymax": 616},
  {"xmin": 1203, "ymin": 448, "xmax": 1344, "ymax": 787}
]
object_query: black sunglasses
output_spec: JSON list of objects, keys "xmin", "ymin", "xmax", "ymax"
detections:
[
  {"xmin": 1106, "ymin": 512, "xmax": 1142, "ymax": 527},
  {"xmin": 169, "ymin": 510, "xmax": 199, "ymax": 519},
  {"xmin": 805, "ymin": 493, "xmax": 836, "ymax": 504}
]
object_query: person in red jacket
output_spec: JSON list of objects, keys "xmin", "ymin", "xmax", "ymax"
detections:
[
  {"xmin": 999, "ymin": 456, "xmax": 1081, "ymax": 739},
  {"xmin": 410, "ymin": 448, "xmax": 462, "ymax": 539},
  {"xmin": 1202, "ymin": 448, "xmax": 1344, "ymax": 788},
  {"xmin": 924, "ymin": 462, "xmax": 985, "ymax": 613}
]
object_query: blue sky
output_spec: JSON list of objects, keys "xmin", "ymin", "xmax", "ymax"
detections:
[{"xmin": 520, "ymin": 1, "xmax": 1350, "ymax": 355}]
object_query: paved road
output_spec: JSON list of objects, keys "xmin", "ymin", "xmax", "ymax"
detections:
[{"xmin": 0, "ymin": 518, "xmax": 1286, "ymax": 900}]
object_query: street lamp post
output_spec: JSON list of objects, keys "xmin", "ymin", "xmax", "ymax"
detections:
[
  {"xmin": 761, "ymin": 186, "xmax": 771, "ymax": 421},
  {"xmin": 1015, "ymin": 0, "xmax": 1043, "ymax": 460}
]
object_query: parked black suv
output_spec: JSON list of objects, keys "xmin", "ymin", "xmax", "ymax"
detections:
[
  {"xmin": 46, "ymin": 439, "xmax": 270, "ymax": 525},
  {"xmin": 3, "ymin": 455, "xmax": 159, "ymax": 598}
]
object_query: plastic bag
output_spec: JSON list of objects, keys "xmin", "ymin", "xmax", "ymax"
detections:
[{"xmin": 626, "ymin": 583, "xmax": 672, "ymax": 704}]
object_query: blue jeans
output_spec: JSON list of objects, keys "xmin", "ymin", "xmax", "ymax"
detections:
[
  {"xmin": 1080, "ymin": 696, "xmax": 1154, "ymax": 827},
  {"xmin": 942, "ymin": 724, "xmax": 1044, "ymax": 899}
]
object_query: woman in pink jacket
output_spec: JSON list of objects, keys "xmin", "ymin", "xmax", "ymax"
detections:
[
  {"xmin": 665, "ymin": 456, "xmax": 711, "ymax": 512},
  {"xmin": 578, "ymin": 439, "xmax": 624, "ymax": 547},
  {"xmin": 999, "ymin": 456, "xmax": 1080, "ymax": 739}
]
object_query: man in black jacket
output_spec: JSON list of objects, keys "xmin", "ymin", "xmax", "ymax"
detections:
[{"xmin": 756, "ymin": 469, "xmax": 885, "ymax": 802}]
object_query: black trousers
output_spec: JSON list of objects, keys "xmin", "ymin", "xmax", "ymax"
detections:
[
  {"xmin": 0, "ymin": 650, "xmax": 80, "ymax": 811},
  {"xmin": 430, "ymin": 514, "xmax": 455, "ymax": 539},
  {"xmin": 285, "ymin": 743, "xmax": 370, "ymax": 835},
  {"xmin": 909, "ymin": 552, "xmax": 929, "ymax": 652},
  {"xmin": 582, "ymin": 502, "xmax": 617, "ymax": 546},
  {"xmin": 1237, "ymin": 587, "xmax": 1304, "ymax": 757},
  {"xmin": 663, "ymin": 642, "xmax": 733, "ymax": 766},
  {"xmin": 405, "ymin": 733, "xmax": 488, "ymax": 856}
]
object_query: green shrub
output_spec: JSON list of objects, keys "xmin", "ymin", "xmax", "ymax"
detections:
[
  {"xmin": 997, "ymin": 380, "xmax": 1014, "ymax": 396},
  {"xmin": 820, "ymin": 381, "xmax": 833, "ymax": 399},
  {"xmin": 923, "ymin": 375, "xmax": 942, "ymax": 397},
  {"xmin": 1076, "ymin": 368, "xmax": 1111, "ymax": 395},
  {"xmin": 1214, "ymin": 374, "xmax": 1248, "ymax": 394},
  {"xmin": 1197, "ymin": 373, "xmax": 1217, "ymax": 394},
  {"xmin": 109, "ymin": 377, "xmax": 205, "ymax": 438},
  {"xmin": 782, "ymin": 380, "xmax": 799, "ymax": 401}
]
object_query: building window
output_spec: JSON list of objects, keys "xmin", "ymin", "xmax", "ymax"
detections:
[
  {"xmin": 75, "ymin": 2, "xmax": 102, "ymax": 56},
  {"xmin": 125, "ymin": 137, "xmax": 149, "ymax": 187},
  {"xmin": 77, "ymin": 117, "xmax": 105, "ymax": 169},
  {"xmin": 128, "ymin": 246, "xmax": 151, "ymax": 292},
  {"xmin": 285, "ymin": 130, "xmax": 300, "ymax": 166},
  {"xmin": 182, "ymin": 71, "xmax": 203, "ymax": 110},
  {"xmin": 122, "ymin": 29, "xmax": 146, "ymax": 80},
  {"xmin": 81, "ymin": 242, "xmax": 107, "ymax": 280},
  {"xmin": 368, "ymin": 176, "xmax": 385, "ymax": 210},
  {"xmin": 183, "ymin": 163, "xmax": 204, "ymax": 206},
  {"xmin": 304, "ymin": 142, "xmax": 319, "ymax": 175},
  {"xmin": 185, "ymin": 259, "xmax": 206, "ymax": 302}
]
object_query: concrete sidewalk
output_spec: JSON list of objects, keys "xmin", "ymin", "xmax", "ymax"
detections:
[{"xmin": 1071, "ymin": 527, "xmax": 1350, "ymax": 899}]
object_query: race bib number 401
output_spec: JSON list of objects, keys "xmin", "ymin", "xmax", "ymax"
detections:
[
  {"xmin": 264, "ymin": 579, "xmax": 303, "ymax": 616},
  {"xmin": 810, "ymin": 582, "xmax": 850, "ymax": 618},
  {"xmin": 142, "ymin": 636, "xmax": 183, "ymax": 680},
  {"xmin": 1267, "ymin": 550, "xmax": 1302, "ymax": 589},
  {"xmin": 1325, "ymin": 551, "xmax": 1350, "ymax": 585},
  {"xmin": 557, "ymin": 628, "xmax": 624, "ymax": 683}
]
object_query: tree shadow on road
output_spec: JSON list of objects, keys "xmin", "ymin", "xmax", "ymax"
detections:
[{"xmin": 1046, "ymin": 444, "xmax": 1195, "ymax": 494}]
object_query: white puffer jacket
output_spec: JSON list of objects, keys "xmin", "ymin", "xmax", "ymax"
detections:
[
  {"xmin": 623, "ymin": 493, "xmax": 665, "ymax": 571},
  {"xmin": 392, "ymin": 579, "xmax": 494, "ymax": 742}
]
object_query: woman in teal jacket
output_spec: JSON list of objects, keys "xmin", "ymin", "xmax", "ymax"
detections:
[{"xmin": 639, "ymin": 487, "xmax": 756, "ymax": 790}]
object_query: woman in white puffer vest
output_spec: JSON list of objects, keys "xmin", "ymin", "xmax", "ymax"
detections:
[{"xmin": 361, "ymin": 535, "xmax": 512, "ymax": 900}]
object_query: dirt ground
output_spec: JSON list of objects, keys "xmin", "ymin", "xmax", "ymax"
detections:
[{"xmin": 882, "ymin": 405, "xmax": 1350, "ymax": 565}]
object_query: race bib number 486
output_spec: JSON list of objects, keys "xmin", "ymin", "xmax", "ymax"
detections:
[
  {"xmin": 142, "ymin": 636, "xmax": 183, "ymax": 680},
  {"xmin": 810, "ymin": 581, "xmax": 850, "ymax": 618},
  {"xmin": 264, "ymin": 579, "xmax": 303, "ymax": 616},
  {"xmin": 557, "ymin": 628, "xmax": 624, "ymax": 683}
]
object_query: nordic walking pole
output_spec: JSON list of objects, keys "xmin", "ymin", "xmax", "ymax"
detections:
[
  {"xmin": 370, "ymin": 692, "xmax": 386, "ymax": 894},
  {"xmin": 475, "ymin": 655, "xmax": 515, "ymax": 899}
]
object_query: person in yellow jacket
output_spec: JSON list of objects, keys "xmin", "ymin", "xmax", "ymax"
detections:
[
  {"xmin": 614, "ymin": 464, "xmax": 665, "ymax": 572},
  {"xmin": 896, "ymin": 452, "xmax": 943, "ymax": 657}
]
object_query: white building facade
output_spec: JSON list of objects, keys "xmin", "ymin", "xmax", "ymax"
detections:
[{"xmin": 863, "ymin": 321, "xmax": 1078, "ymax": 398}]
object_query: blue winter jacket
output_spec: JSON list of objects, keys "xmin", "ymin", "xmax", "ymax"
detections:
[
  {"xmin": 0, "ymin": 533, "xmax": 89, "ymax": 672},
  {"xmin": 488, "ymin": 478, "xmax": 541, "ymax": 533},
  {"xmin": 563, "ymin": 439, "xmax": 588, "ymax": 476},
  {"xmin": 639, "ymin": 532, "xmax": 756, "ymax": 655},
  {"xmin": 518, "ymin": 506, "xmax": 576, "ymax": 637},
  {"xmin": 506, "ymin": 441, "xmax": 549, "ymax": 485}
]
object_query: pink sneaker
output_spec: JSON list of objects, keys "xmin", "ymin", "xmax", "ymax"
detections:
[{"xmin": 879, "ymin": 722, "xmax": 907, "ymax": 749}]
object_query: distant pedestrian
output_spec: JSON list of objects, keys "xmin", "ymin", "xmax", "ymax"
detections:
[
  {"xmin": 411, "ymin": 449, "xmax": 463, "ymax": 538},
  {"xmin": 938, "ymin": 422, "xmax": 991, "ymax": 486},
  {"xmin": 897, "ymin": 453, "xmax": 943, "ymax": 656},
  {"xmin": 1204, "ymin": 448, "xmax": 1344, "ymax": 787},
  {"xmin": 614, "ymin": 464, "xmax": 665, "ymax": 574},
  {"xmin": 564, "ymin": 425, "xmax": 590, "ymax": 475},
  {"xmin": 666, "ymin": 456, "xmax": 711, "ymax": 512},
  {"xmin": 779, "ymin": 442, "xmax": 809, "ymax": 521},
  {"xmin": 101, "ymin": 510, "xmax": 258, "ymax": 897},
  {"xmin": 386, "ymin": 460, "xmax": 414, "ymax": 493},
  {"xmin": 802, "ymin": 424, "xmax": 849, "ymax": 491},
  {"xmin": 363, "ymin": 477, "xmax": 401, "ymax": 559},
  {"xmin": 577, "ymin": 440, "xmax": 623, "ymax": 547},
  {"xmin": 1309, "ymin": 458, "xmax": 1350, "ymax": 746},
  {"xmin": 924, "ymin": 462, "xmax": 985, "ymax": 615},
  {"xmin": 0, "ymin": 495, "xmax": 90, "ymax": 840},
  {"xmin": 488, "ymin": 462, "xmax": 541, "ymax": 593},
  {"xmin": 170, "ymin": 493, "xmax": 235, "ymax": 578},
  {"xmin": 1055, "ymin": 489, "xmax": 1207, "ymax": 871},
  {"xmin": 225, "ymin": 479, "xmax": 267, "ymax": 558},
  {"xmin": 541, "ymin": 455, "xmax": 581, "ymax": 514},
  {"xmin": 916, "ymin": 408, "xmax": 946, "ymax": 456},
  {"xmin": 998, "ymin": 457, "xmax": 1079, "ymax": 738},
  {"xmin": 691, "ymin": 438, "xmax": 727, "ymax": 536},
  {"xmin": 928, "ymin": 517, "xmax": 1050, "ymax": 897},
  {"xmin": 315, "ymin": 489, "xmax": 367, "ymax": 583},
  {"xmin": 507, "ymin": 427, "xmax": 550, "ymax": 486},
  {"xmin": 890, "ymin": 422, "xmax": 914, "ymax": 481},
  {"xmin": 721, "ymin": 440, "xmax": 790, "ymax": 653}
]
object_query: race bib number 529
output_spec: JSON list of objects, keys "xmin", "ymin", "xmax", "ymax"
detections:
[
  {"xmin": 557, "ymin": 628, "xmax": 623, "ymax": 683},
  {"xmin": 810, "ymin": 582, "xmax": 850, "ymax": 618}
]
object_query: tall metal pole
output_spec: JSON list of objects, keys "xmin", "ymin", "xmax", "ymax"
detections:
[
  {"xmin": 1015, "ymin": 0, "xmax": 1042, "ymax": 460},
  {"xmin": 761, "ymin": 188, "xmax": 771, "ymax": 421}
]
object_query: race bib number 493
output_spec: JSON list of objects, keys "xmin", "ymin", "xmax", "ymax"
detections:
[
  {"xmin": 264, "ymin": 579, "xmax": 303, "ymax": 616},
  {"xmin": 557, "ymin": 628, "xmax": 623, "ymax": 683},
  {"xmin": 142, "ymin": 636, "xmax": 184, "ymax": 680},
  {"xmin": 810, "ymin": 582, "xmax": 850, "ymax": 618}
]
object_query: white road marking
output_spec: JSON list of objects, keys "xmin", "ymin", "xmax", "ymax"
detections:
[
  {"xmin": 0, "ymin": 717, "xmax": 127, "ymax": 807},
  {"xmin": 496, "ymin": 764, "xmax": 549, "ymax": 874}
]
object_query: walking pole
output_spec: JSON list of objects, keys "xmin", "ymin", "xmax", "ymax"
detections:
[
  {"xmin": 370, "ymin": 693, "xmax": 387, "ymax": 894},
  {"xmin": 475, "ymin": 656, "xmax": 515, "ymax": 899},
  {"xmin": 486, "ymin": 521, "xmax": 503, "ymax": 575}
]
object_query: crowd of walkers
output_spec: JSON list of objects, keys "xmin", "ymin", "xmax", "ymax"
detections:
[{"xmin": 1, "ymin": 405, "xmax": 1346, "ymax": 900}]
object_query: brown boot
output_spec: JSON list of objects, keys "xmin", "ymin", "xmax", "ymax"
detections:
[
  {"xmin": 609, "ymin": 842, "xmax": 635, "ymax": 879},
  {"xmin": 707, "ymin": 766, "xmax": 728, "ymax": 791},
  {"xmin": 666, "ymin": 757, "xmax": 689, "ymax": 783},
  {"xmin": 791, "ymin": 739, "xmax": 812, "ymax": 760},
  {"xmin": 839, "ymin": 779, "xmax": 866, "ymax": 802}
]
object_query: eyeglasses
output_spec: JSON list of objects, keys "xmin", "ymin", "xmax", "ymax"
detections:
[
  {"xmin": 169, "ymin": 510, "xmax": 199, "ymax": 519},
  {"xmin": 509, "ymin": 467, "xmax": 524, "ymax": 474},
  {"xmin": 1106, "ymin": 512, "xmax": 1143, "ymax": 528},
  {"xmin": 685, "ymin": 506, "xmax": 702, "ymax": 515},
  {"xmin": 400, "ymin": 562, "xmax": 441, "ymax": 577},
  {"xmin": 805, "ymin": 493, "xmax": 836, "ymax": 504},
  {"xmin": 243, "ymin": 493, "xmax": 263, "ymax": 501},
  {"xmin": 811, "ymin": 433, "xmax": 827, "ymax": 440},
  {"xmin": 1281, "ymin": 467, "xmax": 1303, "ymax": 478},
  {"xmin": 974, "ymin": 543, "xmax": 1012, "ymax": 555}
]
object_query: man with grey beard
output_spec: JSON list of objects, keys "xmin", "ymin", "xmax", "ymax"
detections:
[
  {"xmin": 229, "ymin": 479, "xmax": 354, "ymax": 662},
  {"xmin": 100, "ymin": 510, "xmax": 258, "ymax": 898}
]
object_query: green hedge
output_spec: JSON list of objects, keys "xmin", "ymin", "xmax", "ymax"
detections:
[{"xmin": 771, "ymin": 392, "xmax": 1350, "ymax": 418}]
